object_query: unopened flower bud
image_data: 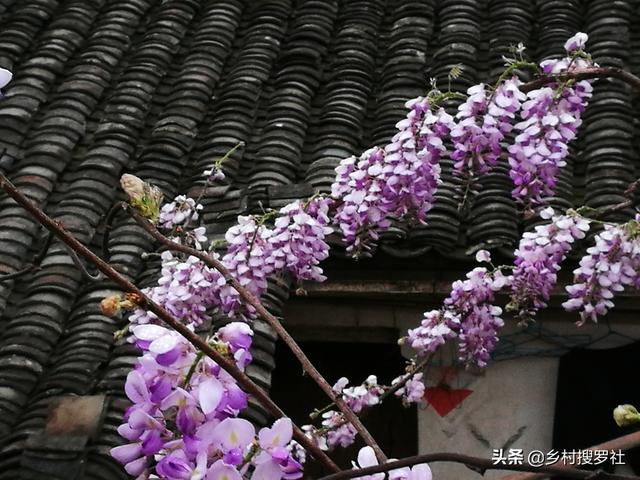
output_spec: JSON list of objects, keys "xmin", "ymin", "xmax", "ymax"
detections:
[
  {"xmin": 100, "ymin": 295, "xmax": 122, "ymax": 317},
  {"xmin": 119, "ymin": 174, "xmax": 163, "ymax": 223},
  {"xmin": 120, "ymin": 174, "xmax": 146, "ymax": 201},
  {"xmin": 613, "ymin": 404, "xmax": 640, "ymax": 427},
  {"xmin": 100, "ymin": 293, "xmax": 140, "ymax": 317},
  {"xmin": 122, "ymin": 293, "xmax": 142, "ymax": 310}
]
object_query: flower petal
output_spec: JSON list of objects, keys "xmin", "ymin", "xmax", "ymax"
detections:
[{"xmin": 199, "ymin": 378, "xmax": 223, "ymax": 415}]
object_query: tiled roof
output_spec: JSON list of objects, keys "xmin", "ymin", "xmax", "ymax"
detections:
[{"xmin": 0, "ymin": 0, "xmax": 639, "ymax": 478}]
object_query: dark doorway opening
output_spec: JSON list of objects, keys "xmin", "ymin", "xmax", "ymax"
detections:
[
  {"xmin": 553, "ymin": 341, "xmax": 640, "ymax": 475},
  {"xmin": 270, "ymin": 340, "xmax": 418, "ymax": 476}
]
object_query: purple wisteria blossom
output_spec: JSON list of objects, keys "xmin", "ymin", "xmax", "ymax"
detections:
[
  {"xmin": 111, "ymin": 321, "xmax": 252, "ymax": 479},
  {"xmin": 563, "ymin": 219, "xmax": 640, "ymax": 324},
  {"xmin": 508, "ymin": 33, "xmax": 594, "ymax": 205},
  {"xmin": 270, "ymin": 197, "xmax": 334, "ymax": 282},
  {"xmin": 219, "ymin": 198, "xmax": 335, "ymax": 315},
  {"xmin": 404, "ymin": 251, "xmax": 508, "ymax": 367},
  {"xmin": 332, "ymin": 98, "xmax": 453, "ymax": 255},
  {"xmin": 159, "ymin": 195, "xmax": 203, "ymax": 230},
  {"xmin": 112, "ymin": 320, "xmax": 304, "ymax": 480},
  {"xmin": 451, "ymin": 78, "xmax": 525, "ymax": 177},
  {"xmin": 253, "ymin": 418, "xmax": 304, "ymax": 480},
  {"xmin": 301, "ymin": 376, "xmax": 384, "ymax": 451},
  {"xmin": 219, "ymin": 215, "xmax": 277, "ymax": 316},
  {"xmin": 392, "ymin": 372, "xmax": 425, "ymax": 405},
  {"xmin": 204, "ymin": 165, "xmax": 225, "ymax": 183},
  {"xmin": 320, "ymin": 411, "xmax": 357, "ymax": 449},
  {"xmin": 564, "ymin": 32, "xmax": 588, "ymax": 53},
  {"xmin": 332, "ymin": 375, "xmax": 384, "ymax": 413},
  {"xmin": 405, "ymin": 310, "xmax": 459, "ymax": 356},
  {"xmin": 509, "ymin": 208, "xmax": 591, "ymax": 321},
  {"xmin": 129, "ymin": 251, "xmax": 223, "ymax": 327}
]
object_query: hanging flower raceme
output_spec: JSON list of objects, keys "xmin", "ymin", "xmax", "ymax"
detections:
[
  {"xmin": 129, "ymin": 251, "xmax": 224, "ymax": 327},
  {"xmin": 301, "ymin": 375, "xmax": 383, "ymax": 451},
  {"xmin": 451, "ymin": 78, "xmax": 525, "ymax": 177},
  {"xmin": 403, "ymin": 250, "xmax": 509, "ymax": 367},
  {"xmin": 404, "ymin": 251, "xmax": 508, "ymax": 367},
  {"xmin": 383, "ymin": 97, "xmax": 453, "ymax": 223},
  {"xmin": 112, "ymin": 321, "xmax": 304, "ymax": 480},
  {"xmin": 332, "ymin": 97, "xmax": 453, "ymax": 256},
  {"xmin": 563, "ymin": 217, "xmax": 640, "ymax": 324},
  {"xmin": 269, "ymin": 197, "xmax": 334, "ymax": 282},
  {"xmin": 443, "ymin": 254, "xmax": 509, "ymax": 367},
  {"xmin": 218, "ymin": 215, "xmax": 278, "ymax": 316},
  {"xmin": 404, "ymin": 310, "xmax": 459, "ymax": 356},
  {"xmin": 331, "ymin": 147, "xmax": 391, "ymax": 256},
  {"xmin": 321, "ymin": 411, "xmax": 358, "ymax": 449},
  {"xmin": 112, "ymin": 322, "xmax": 251, "ymax": 479},
  {"xmin": 508, "ymin": 32, "xmax": 594, "ymax": 205},
  {"xmin": 508, "ymin": 208, "xmax": 591, "ymax": 322}
]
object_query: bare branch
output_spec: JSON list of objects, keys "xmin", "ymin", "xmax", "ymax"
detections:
[
  {"xmin": 101, "ymin": 200, "xmax": 127, "ymax": 261},
  {"xmin": 499, "ymin": 430, "xmax": 640, "ymax": 480},
  {"xmin": 0, "ymin": 230, "xmax": 53, "ymax": 283},
  {"xmin": 318, "ymin": 452, "xmax": 640, "ymax": 480},
  {"xmin": 63, "ymin": 242, "xmax": 104, "ymax": 281},
  {"xmin": 521, "ymin": 66, "xmax": 640, "ymax": 94},
  {"xmin": 0, "ymin": 173, "xmax": 340, "ymax": 474}
]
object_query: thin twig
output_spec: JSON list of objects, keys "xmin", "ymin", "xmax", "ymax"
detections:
[
  {"xmin": 0, "ymin": 173, "xmax": 340, "ymax": 474},
  {"xmin": 0, "ymin": 264, "xmax": 38, "ymax": 282},
  {"xmin": 499, "ymin": 429, "xmax": 640, "ymax": 480},
  {"xmin": 125, "ymin": 205, "xmax": 389, "ymax": 463},
  {"xmin": 596, "ymin": 177, "xmax": 640, "ymax": 218},
  {"xmin": 520, "ymin": 66, "xmax": 640, "ymax": 94},
  {"xmin": 63, "ymin": 243, "xmax": 104, "ymax": 281},
  {"xmin": 380, "ymin": 355, "xmax": 432, "ymax": 404},
  {"xmin": 575, "ymin": 178, "xmax": 640, "ymax": 221},
  {"xmin": 318, "ymin": 452, "xmax": 640, "ymax": 480},
  {"xmin": 102, "ymin": 201, "xmax": 126, "ymax": 261},
  {"xmin": 0, "ymin": 230, "xmax": 53, "ymax": 283},
  {"xmin": 313, "ymin": 355, "xmax": 432, "ymax": 427}
]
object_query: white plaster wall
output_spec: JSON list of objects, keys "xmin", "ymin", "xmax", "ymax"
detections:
[{"xmin": 417, "ymin": 356, "xmax": 559, "ymax": 480}]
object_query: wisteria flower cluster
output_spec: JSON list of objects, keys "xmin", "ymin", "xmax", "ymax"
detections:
[
  {"xmin": 301, "ymin": 375, "xmax": 385, "ymax": 451},
  {"xmin": 451, "ymin": 78, "xmax": 525, "ymax": 177},
  {"xmin": 111, "ymin": 322, "xmax": 304, "ymax": 480},
  {"xmin": 218, "ymin": 197, "xmax": 333, "ymax": 315},
  {"xmin": 332, "ymin": 375, "xmax": 384, "ymax": 413},
  {"xmin": 127, "ymin": 195, "xmax": 333, "ymax": 325},
  {"xmin": 270, "ymin": 197, "xmax": 334, "ymax": 282},
  {"xmin": 331, "ymin": 98, "xmax": 453, "ymax": 255},
  {"xmin": 508, "ymin": 207, "xmax": 591, "ymax": 322},
  {"xmin": 159, "ymin": 195, "xmax": 203, "ymax": 230},
  {"xmin": 129, "ymin": 251, "xmax": 223, "ymax": 327},
  {"xmin": 114, "ymin": 183, "xmax": 336, "ymax": 477},
  {"xmin": 508, "ymin": 34, "xmax": 594, "ymax": 205},
  {"xmin": 404, "ymin": 250, "xmax": 508, "ymax": 367},
  {"xmin": 391, "ymin": 372, "xmax": 425, "ymax": 406},
  {"xmin": 563, "ymin": 216, "xmax": 640, "ymax": 324}
]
